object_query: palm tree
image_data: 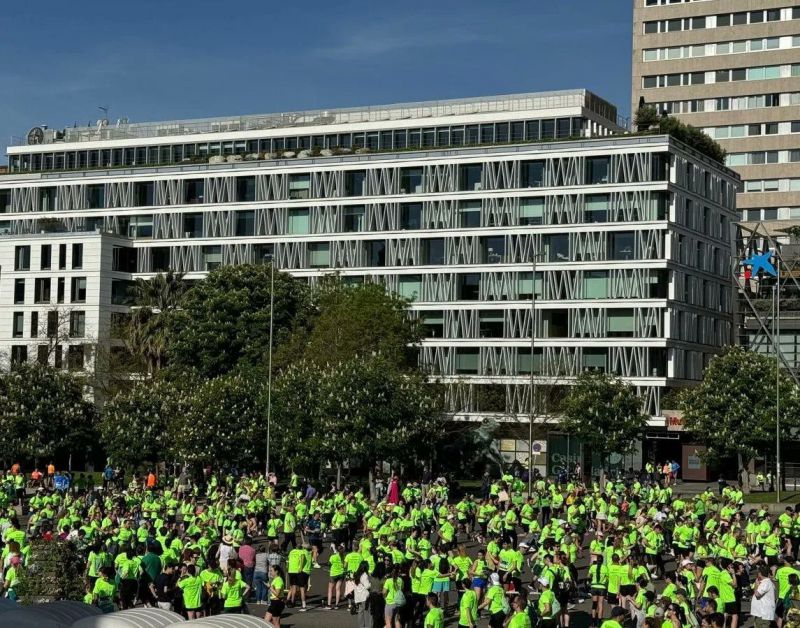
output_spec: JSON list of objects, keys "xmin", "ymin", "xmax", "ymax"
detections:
[{"xmin": 124, "ymin": 270, "xmax": 186, "ymax": 374}]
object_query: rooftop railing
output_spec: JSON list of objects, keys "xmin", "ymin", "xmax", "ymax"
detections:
[{"xmin": 10, "ymin": 89, "xmax": 623, "ymax": 146}]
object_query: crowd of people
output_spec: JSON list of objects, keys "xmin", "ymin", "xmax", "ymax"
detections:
[{"xmin": 0, "ymin": 463, "xmax": 798, "ymax": 628}]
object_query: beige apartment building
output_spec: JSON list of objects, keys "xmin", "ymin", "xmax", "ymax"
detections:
[{"xmin": 632, "ymin": 0, "xmax": 800, "ymax": 223}]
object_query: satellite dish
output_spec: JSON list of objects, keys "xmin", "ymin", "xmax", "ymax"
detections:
[{"xmin": 27, "ymin": 127, "xmax": 45, "ymax": 145}]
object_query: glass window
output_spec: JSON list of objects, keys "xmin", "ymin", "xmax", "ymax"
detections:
[
  {"xmin": 479, "ymin": 310, "xmax": 505, "ymax": 338},
  {"xmin": 423, "ymin": 239, "xmax": 445, "ymax": 265},
  {"xmin": 518, "ymin": 271, "xmax": 543, "ymax": 299},
  {"xmin": 731, "ymin": 68, "xmax": 746, "ymax": 81},
  {"xmin": 30, "ymin": 311, "xmax": 38, "ymax": 338},
  {"xmin": 34, "ymin": 278, "xmax": 51, "ymax": 303},
  {"xmin": 422, "ymin": 311, "xmax": 444, "ymax": 337},
  {"xmin": 458, "ymin": 274, "xmax": 481, "ymax": 300},
  {"xmin": 400, "ymin": 167, "xmax": 423, "ymax": 194},
  {"xmin": 691, "ymin": 16, "xmax": 706, "ymax": 29},
  {"xmin": 14, "ymin": 279, "xmax": 25, "ymax": 303},
  {"xmin": 235, "ymin": 210, "xmax": 255, "ymax": 236},
  {"xmin": 608, "ymin": 309, "xmax": 635, "ymax": 336},
  {"xmin": 40, "ymin": 244, "xmax": 51, "ymax": 270},
  {"xmin": 400, "ymin": 203, "xmax": 422, "ymax": 230},
  {"xmin": 750, "ymin": 10, "xmax": 764, "ymax": 23},
  {"xmin": 69, "ymin": 311, "xmax": 86, "ymax": 338},
  {"xmin": 585, "ymin": 194, "xmax": 608, "ymax": 223},
  {"xmin": 202, "ymin": 245, "xmax": 221, "ymax": 271},
  {"xmin": 57, "ymin": 277, "xmax": 65, "ymax": 303},
  {"xmin": 644, "ymin": 21, "xmax": 658, "ymax": 34},
  {"xmin": 0, "ymin": 189, "xmax": 11, "ymax": 213},
  {"xmin": 343, "ymin": 205, "xmax": 365, "ymax": 232},
  {"xmin": 483, "ymin": 236, "xmax": 506, "ymax": 263},
  {"xmin": 11, "ymin": 346, "xmax": 27, "ymax": 365},
  {"xmin": 732, "ymin": 12, "xmax": 747, "ymax": 25},
  {"xmin": 586, "ymin": 157, "xmax": 610, "ymax": 184},
  {"xmin": 764, "ymin": 66, "xmax": 780, "ymax": 79},
  {"xmin": 520, "ymin": 198, "xmax": 544, "ymax": 225},
  {"xmin": 308, "ymin": 243, "xmax": 330, "ymax": 268},
  {"xmin": 398, "ymin": 275, "xmax": 422, "ymax": 301},
  {"xmin": 455, "ymin": 348, "xmax": 479, "ymax": 375},
  {"xmin": 289, "ymin": 174, "xmax": 311, "ymax": 199},
  {"xmin": 521, "ymin": 160, "xmax": 545, "ymax": 187},
  {"xmin": 14, "ymin": 245, "xmax": 30, "ymax": 270},
  {"xmin": 236, "ymin": 176, "xmax": 256, "ymax": 202},
  {"xmin": 716, "ymin": 70, "xmax": 730, "ymax": 83},
  {"xmin": 128, "ymin": 215, "xmax": 153, "ymax": 239},
  {"xmin": 67, "ymin": 345, "xmax": 84, "ymax": 371},
  {"xmin": 182, "ymin": 213, "xmax": 203, "ymax": 238},
  {"xmin": 134, "ymin": 181, "xmax": 154, "ymax": 206},
  {"xmin": 458, "ymin": 164, "xmax": 483, "ymax": 191},
  {"xmin": 344, "ymin": 170, "xmax": 366, "ymax": 196},
  {"xmin": 71, "ymin": 277, "xmax": 87, "ymax": 303},
  {"xmin": 287, "ymin": 208, "xmax": 310, "ymax": 234},
  {"xmin": 459, "ymin": 200, "xmax": 481, "ymax": 228},
  {"xmin": 367, "ymin": 240, "xmax": 386, "ymax": 267},
  {"xmin": 717, "ymin": 13, "xmax": 730, "ymax": 27},
  {"xmin": 547, "ymin": 234, "xmax": 570, "ymax": 262},
  {"xmin": 184, "ymin": 179, "xmax": 204, "ymax": 204},
  {"xmin": 611, "ymin": 232, "xmax": 635, "ymax": 260},
  {"xmin": 87, "ymin": 184, "xmax": 105, "ymax": 209},
  {"xmin": 12, "ymin": 312, "xmax": 23, "ymax": 338},
  {"xmin": 541, "ymin": 119, "xmax": 555, "ymax": 139},
  {"xmin": 748, "ymin": 67, "xmax": 766, "ymax": 80},
  {"xmin": 583, "ymin": 348, "xmax": 607, "ymax": 372},
  {"xmin": 584, "ymin": 271, "xmax": 608, "ymax": 299}
]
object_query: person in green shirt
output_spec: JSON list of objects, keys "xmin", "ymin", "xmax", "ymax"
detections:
[
  {"xmin": 601, "ymin": 605, "xmax": 628, "ymax": 628},
  {"xmin": 326, "ymin": 544, "xmax": 347, "ymax": 609},
  {"xmin": 458, "ymin": 578, "xmax": 478, "ymax": 627},
  {"xmin": 92, "ymin": 566, "xmax": 118, "ymax": 614},
  {"xmin": 589, "ymin": 555, "xmax": 609, "ymax": 625},
  {"xmin": 221, "ymin": 570, "xmax": 250, "ymax": 613},
  {"xmin": 286, "ymin": 546, "xmax": 306, "ymax": 610},
  {"xmin": 383, "ymin": 565, "xmax": 405, "ymax": 627},
  {"xmin": 424, "ymin": 592, "xmax": 445, "ymax": 628},
  {"xmin": 479, "ymin": 572, "xmax": 508, "ymax": 626},
  {"xmin": 537, "ymin": 576, "xmax": 557, "ymax": 628},
  {"xmin": 177, "ymin": 564, "xmax": 204, "ymax": 619},
  {"xmin": 265, "ymin": 564, "xmax": 285, "ymax": 628},
  {"xmin": 508, "ymin": 594, "xmax": 533, "ymax": 628}
]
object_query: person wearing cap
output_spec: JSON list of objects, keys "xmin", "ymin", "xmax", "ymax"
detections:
[
  {"xmin": 537, "ymin": 575, "xmax": 557, "ymax": 628},
  {"xmin": 478, "ymin": 572, "xmax": 507, "ymax": 628}
]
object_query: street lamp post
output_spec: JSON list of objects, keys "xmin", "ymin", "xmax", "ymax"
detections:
[
  {"xmin": 776, "ymin": 263, "xmax": 781, "ymax": 502},
  {"xmin": 528, "ymin": 253, "xmax": 540, "ymax": 496},
  {"xmin": 265, "ymin": 255, "xmax": 275, "ymax": 477}
]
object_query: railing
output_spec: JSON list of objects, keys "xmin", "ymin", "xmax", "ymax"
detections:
[{"xmin": 10, "ymin": 90, "xmax": 619, "ymax": 146}]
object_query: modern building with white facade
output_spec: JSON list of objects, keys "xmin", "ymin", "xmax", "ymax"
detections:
[{"xmin": 0, "ymin": 90, "xmax": 738, "ymax": 424}]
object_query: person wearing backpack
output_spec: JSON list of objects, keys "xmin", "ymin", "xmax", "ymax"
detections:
[
  {"xmin": 479, "ymin": 572, "xmax": 508, "ymax": 628},
  {"xmin": 537, "ymin": 575, "xmax": 559, "ymax": 628},
  {"xmin": 383, "ymin": 564, "xmax": 405, "ymax": 628}
]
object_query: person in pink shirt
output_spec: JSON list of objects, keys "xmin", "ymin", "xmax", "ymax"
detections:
[{"xmin": 239, "ymin": 536, "xmax": 257, "ymax": 596}]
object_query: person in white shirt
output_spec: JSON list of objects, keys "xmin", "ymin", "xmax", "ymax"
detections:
[{"xmin": 751, "ymin": 566, "xmax": 776, "ymax": 628}]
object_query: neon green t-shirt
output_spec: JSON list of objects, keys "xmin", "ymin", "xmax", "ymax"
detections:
[
  {"xmin": 178, "ymin": 575, "xmax": 203, "ymax": 610},
  {"xmin": 459, "ymin": 588, "xmax": 478, "ymax": 625},
  {"xmin": 424, "ymin": 606, "xmax": 444, "ymax": 628},
  {"xmin": 221, "ymin": 579, "xmax": 247, "ymax": 608}
]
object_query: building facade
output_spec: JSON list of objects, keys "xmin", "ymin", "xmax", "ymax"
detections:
[
  {"xmin": 0, "ymin": 91, "xmax": 738, "ymax": 420},
  {"xmin": 632, "ymin": 0, "xmax": 800, "ymax": 223}
]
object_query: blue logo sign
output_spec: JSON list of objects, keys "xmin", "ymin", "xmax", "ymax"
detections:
[{"xmin": 741, "ymin": 251, "xmax": 777, "ymax": 278}]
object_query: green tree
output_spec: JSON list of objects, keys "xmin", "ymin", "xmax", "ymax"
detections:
[
  {"xmin": 680, "ymin": 346, "xmax": 800, "ymax": 491},
  {"xmin": 124, "ymin": 270, "xmax": 186, "ymax": 374},
  {"xmin": 15, "ymin": 540, "xmax": 85, "ymax": 602},
  {"xmin": 561, "ymin": 371, "xmax": 649, "ymax": 485},
  {"xmin": 168, "ymin": 371, "xmax": 267, "ymax": 467},
  {"xmin": 167, "ymin": 264, "xmax": 310, "ymax": 378},
  {"xmin": 100, "ymin": 379, "xmax": 177, "ymax": 470},
  {"xmin": 280, "ymin": 277, "xmax": 421, "ymax": 370},
  {"xmin": 273, "ymin": 355, "xmax": 443, "ymax": 492},
  {"xmin": 0, "ymin": 364, "xmax": 97, "ymax": 465}
]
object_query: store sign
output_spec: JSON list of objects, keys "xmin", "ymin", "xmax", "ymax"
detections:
[{"xmin": 663, "ymin": 409, "xmax": 684, "ymax": 432}]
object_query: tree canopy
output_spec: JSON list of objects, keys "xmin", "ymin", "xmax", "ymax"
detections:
[
  {"xmin": 166, "ymin": 264, "xmax": 310, "ymax": 378},
  {"xmin": 561, "ymin": 371, "xmax": 649, "ymax": 465},
  {"xmin": 0, "ymin": 363, "xmax": 97, "ymax": 465},
  {"xmin": 680, "ymin": 346, "xmax": 800, "ymax": 469}
]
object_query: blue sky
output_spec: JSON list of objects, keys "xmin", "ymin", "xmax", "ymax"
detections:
[{"xmin": 0, "ymin": 0, "xmax": 632, "ymax": 158}]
